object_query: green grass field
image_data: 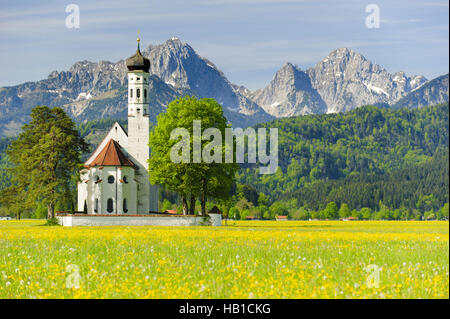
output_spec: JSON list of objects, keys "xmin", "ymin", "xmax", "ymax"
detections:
[{"xmin": 0, "ymin": 220, "xmax": 448, "ymax": 298}]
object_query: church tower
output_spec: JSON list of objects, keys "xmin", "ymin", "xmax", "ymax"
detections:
[{"xmin": 125, "ymin": 37, "xmax": 158, "ymax": 213}]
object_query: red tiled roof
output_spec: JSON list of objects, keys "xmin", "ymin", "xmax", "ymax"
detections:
[
  {"xmin": 164, "ymin": 210, "xmax": 178, "ymax": 214},
  {"xmin": 88, "ymin": 139, "xmax": 136, "ymax": 168}
]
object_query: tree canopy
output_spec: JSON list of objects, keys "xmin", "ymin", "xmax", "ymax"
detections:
[
  {"xmin": 148, "ymin": 96, "xmax": 239, "ymax": 215},
  {"xmin": 0, "ymin": 106, "xmax": 88, "ymax": 219}
]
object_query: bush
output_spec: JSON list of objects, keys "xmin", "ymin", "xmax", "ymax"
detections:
[{"xmin": 44, "ymin": 218, "xmax": 61, "ymax": 226}]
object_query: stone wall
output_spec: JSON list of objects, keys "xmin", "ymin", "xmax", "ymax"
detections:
[{"xmin": 57, "ymin": 213, "xmax": 222, "ymax": 227}]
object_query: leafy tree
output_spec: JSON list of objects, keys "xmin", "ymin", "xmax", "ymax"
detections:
[
  {"xmin": 338, "ymin": 203, "xmax": 351, "ymax": 219},
  {"xmin": 237, "ymin": 184, "xmax": 258, "ymax": 206},
  {"xmin": 360, "ymin": 207, "xmax": 372, "ymax": 220},
  {"xmin": 424, "ymin": 210, "xmax": 435, "ymax": 220},
  {"xmin": 257, "ymin": 192, "xmax": 269, "ymax": 207},
  {"xmin": 269, "ymin": 201, "xmax": 289, "ymax": 217},
  {"xmin": 235, "ymin": 197, "xmax": 253, "ymax": 212},
  {"xmin": 323, "ymin": 202, "xmax": 338, "ymax": 219},
  {"xmin": 32, "ymin": 202, "xmax": 48, "ymax": 219},
  {"xmin": 0, "ymin": 106, "xmax": 88, "ymax": 219},
  {"xmin": 229, "ymin": 207, "xmax": 240, "ymax": 220},
  {"xmin": 162, "ymin": 199, "xmax": 173, "ymax": 211},
  {"xmin": 441, "ymin": 203, "xmax": 449, "ymax": 219},
  {"xmin": 148, "ymin": 96, "xmax": 239, "ymax": 214},
  {"xmin": 290, "ymin": 207, "xmax": 310, "ymax": 220},
  {"xmin": 310, "ymin": 210, "xmax": 321, "ymax": 220}
]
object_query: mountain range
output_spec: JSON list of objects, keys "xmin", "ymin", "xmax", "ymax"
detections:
[{"xmin": 0, "ymin": 37, "xmax": 448, "ymax": 137}]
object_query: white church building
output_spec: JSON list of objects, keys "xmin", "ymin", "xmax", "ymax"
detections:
[{"xmin": 77, "ymin": 38, "xmax": 159, "ymax": 214}]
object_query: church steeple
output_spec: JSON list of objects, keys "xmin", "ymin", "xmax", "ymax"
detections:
[
  {"xmin": 126, "ymin": 35, "xmax": 153, "ymax": 213},
  {"xmin": 126, "ymin": 37, "xmax": 150, "ymax": 72}
]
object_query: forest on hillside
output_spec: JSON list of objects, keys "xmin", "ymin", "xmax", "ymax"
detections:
[{"xmin": 234, "ymin": 103, "xmax": 448, "ymax": 212}]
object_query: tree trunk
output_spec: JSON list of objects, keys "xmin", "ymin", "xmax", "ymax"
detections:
[
  {"xmin": 189, "ymin": 194, "xmax": 195, "ymax": 215},
  {"xmin": 201, "ymin": 178, "xmax": 206, "ymax": 216},
  {"xmin": 47, "ymin": 203, "xmax": 55, "ymax": 219},
  {"xmin": 182, "ymin": 197, "xmax": 188, "ymax": 215}
]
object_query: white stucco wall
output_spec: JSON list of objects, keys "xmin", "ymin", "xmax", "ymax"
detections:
[{"xmin": 57, "ymin": 214, "xmax": 222, "ymax": 227}]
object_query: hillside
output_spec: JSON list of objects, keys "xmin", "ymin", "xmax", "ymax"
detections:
[{"xmin": 237, "ymin": 103, "xmax": 449, "ymax": 211}]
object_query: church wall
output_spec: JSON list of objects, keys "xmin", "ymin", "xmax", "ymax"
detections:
[{"xmin": 57, "ymin": 213, "xmax": 222, "ymax": 227}]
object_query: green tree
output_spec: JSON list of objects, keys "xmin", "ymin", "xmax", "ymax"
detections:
[
  {"xmin": 1, "ymin": 106, "xmax": 88, "ymax": 219},
  {"xmin": 338, "ymin": 203, "xmax": 351, "ymax": 219},
  {"xmin": 360, "ymin": 207, "xmax": 372, "ymax": 220},
  {"xmin": 235, "ymin": 197, "xmax": 254, "ymax": 212},
  {"xmin": 148, "ymin": 96, "xmax": 239, "ymax": 215},
  {"xmin": 258, "ymin": 192, "xmax": 269, "ymax": 207},
  {"xmin": 162, "ymin": 199, "xmax": 172, "ymax": 211},
  {"xmin": 229, "ymin": 207, "xmax": 240, "ymax": 220},
  {"xmin": 441, "ymin": 203, "xmax": 449, "ymax": 219},
  {"xmin": 323, "ymin": 202, "xmax": 339, "ymax": 219},
  {"xmin": 269, "ymin": 201, "xmax": 289, "ymax": 217}
]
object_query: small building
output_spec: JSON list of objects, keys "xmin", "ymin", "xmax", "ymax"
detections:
[
  {"xmin": 275, "ymin": 215, "xmax": 288, "ymax": 221},
  {"xmin": 342, "ymin": 216, "xmax": 358, "ymax": 221},
  {"xmin": 164, "ymin": 209, "xmax": 178, "ymax": 215}
]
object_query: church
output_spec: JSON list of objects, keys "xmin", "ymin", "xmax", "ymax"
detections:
[{"xmin": 77, "ymin": 38, "xmax": 159, "ymax": 214}]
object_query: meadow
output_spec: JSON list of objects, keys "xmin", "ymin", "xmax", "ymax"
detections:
[{"xmin": 0, "ymin": 220, "xmax": 448, "ymax": 299}]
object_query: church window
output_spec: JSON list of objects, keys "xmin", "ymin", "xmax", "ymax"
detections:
[
  {"xmin": 130, "ymin": 89, "xmax": 133, "ymax": 98},
  {"xmin": 94, "ymin": 198, "xmax": 98, "ymax": 213},
  {"xmin": 123, "ymin": 199, "xmax": 128, "ymax": 213},
  {"xmin": 108, "ymin": 175, "xmax": 115, "ymax": 184},
  {"xmin": 94, "ymin": 175, "xmax": 100, "ymax": 183},
  {"xmin": 107, "ymin": 198, "xmax": 113, "ymax": 213},
  {"xmin": 137, "ymin": 77, "xmax": 140, "ymax": 81},
  {"xmin": 123, "ymin": 176, "xmax": 128, "ymax": 183},
  {"xmin": 144, "ymin": 89, "xmax": 147, "ymax": 98},
  {"xmin": 137, "ymin": 88, "xmax": 140, "ymax": 98}
]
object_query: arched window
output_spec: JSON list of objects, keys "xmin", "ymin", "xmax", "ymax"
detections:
[
  {"xmin": 130, "ymin": 89, "xmax": 133, "ymax": 98},
  {"xmin": 123, "ymin": 176, "xmax": 128, "ymax": 184},
  {"xmin": 94, "ymin": 175, "xmax": 100, "ymax": 183},
  {"xmin": 123, "ymin": 199, "xmax": 128, "ymax": 213},
  {"xmin": 144, "ymin": 89, "xmax": 147, "ymax": 98},
  {"xmin": 94, "ymin": 198, "xmax": 98, "ymax": 213},
  {"xmin": 107, "ymin": 198, "xmax": 113, "ymax": 213},
  {"xmin": 137, "ymin": 88, "xmax": 140, "ymax": 98},
  {"xmin": 108, "ymin": 175, "xmax": 115, "ymax": 184}
]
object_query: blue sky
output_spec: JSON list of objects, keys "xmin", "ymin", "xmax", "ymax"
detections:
[{"xmin": 0, "ymin": 0, "xmax": 448, "ymax": 90}]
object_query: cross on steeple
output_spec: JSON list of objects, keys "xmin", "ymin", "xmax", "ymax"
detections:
[{"xmin": 137, "ymin": 30, "xmax": 140, "ymax": 50}]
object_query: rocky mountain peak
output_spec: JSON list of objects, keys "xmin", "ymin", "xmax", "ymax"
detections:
[
  {"xmin": 0, "ymin": 41, "xmax": 446, "ymax": 138},
  {"xmin": 251, "ymin": 61, "xmax": 327, "ymax": 117}
]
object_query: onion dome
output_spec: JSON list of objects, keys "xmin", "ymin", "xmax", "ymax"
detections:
[{"xmin": 126, "ymin": 37, "xmax": 150, "ymax": 72}]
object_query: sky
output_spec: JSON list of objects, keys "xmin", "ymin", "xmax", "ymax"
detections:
[{"xmin": 0, "ymin": 0, "xmax": 448, "ymax": 90}]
